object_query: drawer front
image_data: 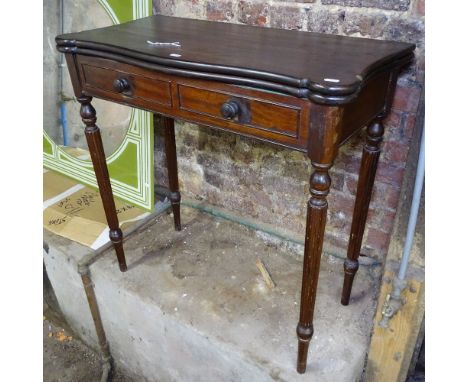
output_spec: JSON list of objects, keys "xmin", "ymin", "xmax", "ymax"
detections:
[
  {"xmin": 81, "ymin": 63, "xmax": 172, "ymax": 108},
  {"xmin": 72, "ymin": 55, "xmax": 310, "ymax": 151},
  {"xmin": 177, "ymin": 85, "xmax": 301, "ymax": 139}
]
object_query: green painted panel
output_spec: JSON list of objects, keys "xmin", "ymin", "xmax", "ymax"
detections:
[
  {"xmin": 43, "ymin": 134, "xmax": 53, "ymax": 155},
  {"xmin": 108, "ymin": 142, "xmax": 139, "ymax": 188},
  {"xmin": 99, "ymin": 0, "xmax": 132, "ymax": 23},
  {"xmin": 43, "ymin": 0, "xmax": 154, "ymax": 211}
]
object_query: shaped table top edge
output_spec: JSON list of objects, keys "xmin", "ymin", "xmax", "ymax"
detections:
[{"xmin": 56, "ymin": 15, "xmax": 415, "ymax": 106}]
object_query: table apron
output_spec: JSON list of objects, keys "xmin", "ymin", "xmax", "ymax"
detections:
[{"xmin": 75, "ymin": 54, "xmax": 312, "ymax": 152}]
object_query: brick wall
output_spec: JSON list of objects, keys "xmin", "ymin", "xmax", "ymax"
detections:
[{"xmin": 153, "ymin": 0, "xmax": 425, "ymax": 262}]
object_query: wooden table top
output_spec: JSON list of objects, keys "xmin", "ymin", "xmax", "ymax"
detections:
[{"xmin": 56, "ymin": 15, "xmax": 414, "ymax": 104}]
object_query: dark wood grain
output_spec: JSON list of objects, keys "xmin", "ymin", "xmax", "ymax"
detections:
[
  {"xmin": 57, "ymin": 15, "xmax": 415, "ymax": 375},
  {"xmin": 82, "ymin": 63, "xmax": 172, "ymax": 106},
  {"xmin": 341, "ymin": 118, "xmax": 384, "ymax": 305},
  {"xmin": 340, "ymin": 71, "xmax": 390, "ymax": 145},
  {"xmin": 341, "ymin": 69, "xmax": 399, "ymax": 305},
  {"xmin": 77, "ymin": 95, "xmax": 127, "ymax": 272},
  {"xmin": 177, "ymin": 84, "xmax": 301, "ymax": 138},
  {"xmin": 75, "ymin": 55, "xmax": 311, "ymax": 151},
  {"xmin": 160, "ymin": 115, "xmax": 181, "ymax": 231},
  {"xmin": 297, "ymin": 163, "xmax": 331, "ymax": 373},
  {"xmin": 56, "ymin": 15, "xmax": 414, "ymax": 104},
  {"xmin": 296, "ymin": 106, "xmax": 342, "ymax": 373}
]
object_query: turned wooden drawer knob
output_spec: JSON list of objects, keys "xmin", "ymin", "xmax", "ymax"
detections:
[
  {"xmin": 113, "ymin": 78, "xmax": 131, "ymax": 93},
  {"xmin": 220, "ymin": 100, "xmax": 240, "ymax": 119}
]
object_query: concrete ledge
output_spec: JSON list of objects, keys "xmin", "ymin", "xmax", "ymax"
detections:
[{"xmin": 44, "ymin": 206, "xmax": 380, "ymax": 381}]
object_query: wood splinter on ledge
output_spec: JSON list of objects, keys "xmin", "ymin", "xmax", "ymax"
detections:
[{"xmin": 256, "ymin": 258, "xmax": 276, "ymax": 289}]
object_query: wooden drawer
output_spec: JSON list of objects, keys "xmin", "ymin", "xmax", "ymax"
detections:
[
  {"xmin": 79, "ymin": 59, "xmax": 172, "ymax": 109},
  {"xmin": 177, "ymin": 84, "xmax": 301, "ymax": 139},
  {"xmin": 72, "ymin": 55, "xmax": 309, "ymax": 151}
]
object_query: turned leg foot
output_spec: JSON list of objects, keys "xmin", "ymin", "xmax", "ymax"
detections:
[
  {"xmin": 109, "ymin": 227, "xmax": 126, "ymax": 272},
  {"xmin": 78, "ymin": 95, "xmax": 127, "ymax": 272},
  {"xmin": 296, "ymin": 163, "xmax": 331, "ymax": 373},
  {"xmin": 297, "ymin": 324, "xmax": 313, "ymax": 373},
  {"xmin": 161, "ymin": 115, "xmax": 181, "ymax": 231},
  {"xmin": 342, "ymin": 259, "xmax": 359, "ymax": 305},
  {"xmin": 341, "ymin": 118, "xmax": 384, "ymax": 305}
]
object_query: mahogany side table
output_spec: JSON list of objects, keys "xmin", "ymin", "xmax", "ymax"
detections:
[{"xmin": 56, "ymin": 15, "xmax": 414, "ymax": 374}]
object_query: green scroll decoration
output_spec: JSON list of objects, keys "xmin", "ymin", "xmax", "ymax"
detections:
[{"xmin": 43, "ymin": 0, "xmax": 154, "ymax": 211}]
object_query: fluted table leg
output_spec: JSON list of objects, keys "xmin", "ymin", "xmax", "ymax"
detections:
[
  {"xmin": 161, "ymin": 115, "xmax": 181, "ymax": 231},
  {"xmin": 78, "ymin": 95, "xmax": 127, "ymax": 272},
  {"xmin": 296, "ymin": 163, "xmax": 332, "ymax": 373},
  {"xmin": 341, "ymin": 118, "xmax": 385, "ymax": 305}
]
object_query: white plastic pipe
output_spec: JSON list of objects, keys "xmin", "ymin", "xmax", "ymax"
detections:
[
  {"xmin": 398, "ymin": 126, "xmax": 425, "ymax": 280},
  {"xmin": 379, "ymin": 125, "xmax": 424, "ymax": 328}
]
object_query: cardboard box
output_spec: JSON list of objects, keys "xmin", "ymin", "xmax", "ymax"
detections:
[{"xmin": 43, "ymin": 169, "xmax": 153, "ymax": 250}]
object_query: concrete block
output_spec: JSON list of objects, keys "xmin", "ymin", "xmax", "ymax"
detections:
[{"xmin": 44, "ymin": 206, "xmax": 380, "ymax": 381}]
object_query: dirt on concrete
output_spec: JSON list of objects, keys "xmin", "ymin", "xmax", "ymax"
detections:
[
  {"xmin": 43, "ymin": 310, "xmax": 136, "ymax": 382},
  {"xmin": 44, "ymin": 205, "xmax": 382, "ymax": 381},
  {"xmin": 44, "ymin": 313, "xmax": 102, "ymax": 382}
]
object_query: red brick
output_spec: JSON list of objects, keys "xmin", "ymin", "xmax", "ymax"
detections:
[
  {"xmin": 392, "ymin": 84, "xmax": 421, "ymax": 113},
  {"xmin": 328, "ymin": 192, "xmax": 355, "ymax": 216},
  {"xmin": 284, "ymin": 216, "xmax": 305, "ymax": 235},
  {"xmin": 412, "ymin": 0, "xmax": 425, "ymax": 17},
  {"xmin": 206, "ymin": 1, "xmax": 234, "ymax": 21},
  {"xmin": 341, "ymin": 131, "xmax": 365, "ymax": 152},
  {"xmin": 384, "ymin": 18, "xmax": 424, "ymax": 45},
  {"xmin": 238, "ymin": 1, "xmax": 269, "ymax": 26},
  {"xmin": 368, "ymin": 208, "xmax": 396, "ymax": 234},
  {"xmin": 343, "ymin": 177, "xmax": 391, "ymax": 212},
  {"xmin": 384, "ymin": 186, "xmax": 401, "ymax": 210},
  {"xmin": 322, "ymin": 0, "xmax": 409, "ymax": 11},
  {"xmin": 251, "ymin": 190, "xmax": 272, "ymax": 209},
  {"xmin": 328, "ymin": 209, "xmax": 350, "ymax": 230},
  {"xmin": 330, "ymin": 171, "xmax": 345, "ymax": 192},
  {"xmin": 402, "ymin": 112, "xmax": 417, "ymax": 141},
  {"xmin": 369, "ymin": 183, "xmax": 387, "ymax": 207},
  {"xmin": 366, "ymin": 208, "xmax": 380, "ymax": 229},
  {"xmin": 376, "ymin": 164, "xmax": 405, "ymax": 186},
  {"xmin": 364, "ymin": 227, "xmax": 391, "ymax": 254},
  {"xmin": 270, "ymin": 5, "xmax": 304, "ymax": 30},
  {"xmin": 152, "ymin": 0, "xmax": 424, "ymax": 259},
  {"xmin": 344, "ymin": 175, "xmax": 358, "ymax": 195},
  {"xmin": 153, "ymin": 0, "xmax": 175, "ymax": 15},
  {"xmin": 324, "ymin": 231, "xmax": 349, "ymax": 251},
  {"xmin": 308, "ymin": 9, "xmax": 342, "ymax": 34},
  {"xmin": 382, "ymin": 140, "xmax": 410, "ymax": 164},
  {"xmin": 417, "ymin": 54, "xmax": 425, "ymax": 71},
  {"xmin": 334, "ymin": 153, "xmax": 362, "ymax": 174},
  {"xmin": 385, "ymin": 124, "xmax": 403, "ymax": 145},
  {"xmin": 280, "ymin": 0, "xmax": 316, "ymax": 3},
  {"xmin": 384, "ymin": 110, "xmax": 416, "ymax": 144},
  {"xmin": 342, "ymin": 11, "xmax": 388, "ymax": 39},
  {"xmin": 384, "ymin": 109, "xmax": 402, "ymax": 129}
]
